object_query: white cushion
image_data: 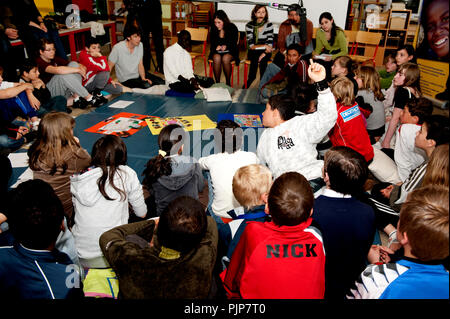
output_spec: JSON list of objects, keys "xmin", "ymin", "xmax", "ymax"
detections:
[{"xmin": 369, "ymin": 147, "xmax": 402, "ymax": 184}]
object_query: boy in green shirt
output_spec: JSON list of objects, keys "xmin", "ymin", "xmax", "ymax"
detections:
[{"xmin": 378, "ymin": 54, "xmax": 397, "ymax": 90}]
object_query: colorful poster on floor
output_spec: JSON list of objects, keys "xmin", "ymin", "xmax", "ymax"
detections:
[
  {"xmin": 85, "ymin": 112, "xmax": 151, "ymax": 138},
  {"xmin": 145, "ymin": 115, "xmax": 216, "ymax": 135},
  {"xmin": 217, "ymin": 113, "xmax": 264, "ymax": 128},
  {"xmin": 415, "ymin": 0, "xmax": 449, "ymax": 101}
]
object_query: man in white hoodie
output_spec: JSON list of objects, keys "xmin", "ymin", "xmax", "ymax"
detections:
[{"xmin": 256, "ymin": 60, "xmax": 337, "ymax": 192}]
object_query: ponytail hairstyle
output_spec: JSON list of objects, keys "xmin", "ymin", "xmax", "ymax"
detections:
[
  {"xmin": 91, "ymin": 135, "xmax": 128, "ymax": 201},
  {"xmin": 319, "ymin": 12, "xmax": 342, "ymax": 46},
  {"xmin": 354, "ymin": 65, "xmax": 385, "ymax": 101},
  {"xmin": 28, "ymin": 112, "xmax": 80, "ymax": 175},
  {"xmin": 143, "ymin": 124, "xmax": 185, "ymax": 186}
]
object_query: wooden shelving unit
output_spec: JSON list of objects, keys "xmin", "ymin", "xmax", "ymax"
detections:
[{"xmin": 170, "ymin": 1, "xmax": 193, "ymax": 36}]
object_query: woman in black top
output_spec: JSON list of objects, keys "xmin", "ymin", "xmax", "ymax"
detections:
[{"xmin": 209, "ymin": 10, "xmax": 239, "ymax": 86}]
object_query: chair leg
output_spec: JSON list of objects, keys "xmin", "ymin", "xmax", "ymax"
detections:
[
  {"xmin": 237, "ymin": 65, "xmax": 240, "ymax": 86},
  {"xmin": 244, "ymin": 63, "xmax": 248, "ymax": 89},
  {"xmin": 231, "ymin": 64, "xmax": 234, "ymax": 87},
  {"xmin": 203, "ymin": 58, "xmax": 207, "ymax": 77}
]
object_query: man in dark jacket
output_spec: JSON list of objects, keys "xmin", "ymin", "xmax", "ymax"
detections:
[{"xmin": 100, "ymin": 196, "xmax": 218, "ymax": 299}]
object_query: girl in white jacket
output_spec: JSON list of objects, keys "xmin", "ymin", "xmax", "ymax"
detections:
[{"xmin": 71, "ymin": 135, "xmax": 147, "ymax": 268}]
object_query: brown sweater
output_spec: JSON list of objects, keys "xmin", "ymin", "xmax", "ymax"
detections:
[
  {"xmin": 30, "ymin": 147, "xmax": 91, "ymax": 220},
  {"xmin": 277, "ymin": 18, "xmax": 314, "ymax": 53},
  {"xmin": 100, "ymin": 217, "xmax": 218, "ymax": 299}
]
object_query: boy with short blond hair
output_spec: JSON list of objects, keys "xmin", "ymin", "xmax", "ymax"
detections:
[
  {"xmin": 221, "ymin": 172, "xmax": 325, "ymax": 299},
  {"xmin": 217, "ymin": 164, "xmax": 272, "ymax": 269},
  {"xmin": 348, "ymin": 185, "xmax": 449, "ymax": 299}
]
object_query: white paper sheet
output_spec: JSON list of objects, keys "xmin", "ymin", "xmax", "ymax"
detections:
[
  {"xmin": 8, "ymin": 152, "xmax": 29, "ymax": 168},
  {"xmin": 108, "ymin": 100, "xmax": 134, "ymax": 109}
]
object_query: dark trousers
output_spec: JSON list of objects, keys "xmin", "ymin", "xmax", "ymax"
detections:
[{"xmin": 246, "ymin": 49, "xmax": 271, "ymax": 88}]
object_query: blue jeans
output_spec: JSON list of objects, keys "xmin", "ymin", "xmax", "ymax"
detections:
[
  {"xmin": 258, "ymin": 63, "xmax": 281, "ymax": 101},
  {"xmin": 0, "ymin": 91, "xmax": 37, "ymax": 123},
  {"xmin": 0, "ymin": 134, "xmax": 25, "ymax": 151}
]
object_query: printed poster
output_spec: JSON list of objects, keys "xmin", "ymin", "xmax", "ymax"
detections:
[
  {"xmin": 85, "ymin": 112, "xmax": 151, "ymax": 138},
  {"xmin": 145, "ymin": 115, "xmax": 216, "ymax": 135}
]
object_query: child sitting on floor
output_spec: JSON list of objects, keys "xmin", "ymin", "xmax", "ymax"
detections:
[
  {"xmin": 220, "ymin": 171, "xmax": 326, "ymax": 299},
  {"xmin": 70, "ymin": 135, "xmax": 147, "ymax": 269},
  {"xmin": 329, "ymin": 76, "xmax": 374, "ymax": 163},
  {"xmin": 78, "ymin": 36, "xmax": 132, "ymax": 99},
  {"xmin": 199, "ymin": 120, "xmax": 259, "ymax": 219},
  {"xmin": 378, "ymin": 54, "xmax": 397, "ymax": 90},
  {"xmin": 394, "ymin": 98, "xmax": 433, "ymax": 182},
  {"xmin": 313, "ymin": 146, "xmax": 375, "ymax": 299},
  {"xmin": 19, "ymin": 59, "xmax": 69, "ymax": 114},
  {"xmin": 348, "ymin": 185, "xmax": 449, "ymax": 299},
  {"xmin": 142, "ymin": 124, "xmax": 205, "ymax": 216},
  {"xmin": 257, "ymin": 60, "xmax": 337, "ymax": 193},
  {"xmin": 217, "ymin": 164, "xmax": 272, "ymax": 270}
]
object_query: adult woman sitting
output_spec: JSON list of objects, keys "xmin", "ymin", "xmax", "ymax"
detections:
[
  {"xmin": 244, "ymin": 5, "xmax": 274, "ymax": 88},
  {"xmin": 209, "ymin": 10, "xmax": 239, "ymax": 86},
  {"xmin": 313, "ymin": 12, "xmax": 348, "ymax": 79}
]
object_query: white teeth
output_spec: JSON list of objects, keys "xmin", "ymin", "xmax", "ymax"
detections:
[{"xmin": 435, "ymin": 37, "xmax": 448, "ymax": 46}]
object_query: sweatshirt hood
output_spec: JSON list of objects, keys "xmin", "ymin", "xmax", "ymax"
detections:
[
  {"xmin": 70, "ymin": 167, "xmax": 104, "ymax": 206},
  {"xmin": 157, "ymin": 155, "xmax": 197, "ymax": 190}
]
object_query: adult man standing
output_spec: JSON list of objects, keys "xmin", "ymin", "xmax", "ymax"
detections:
[{"xmin": 123, "ymin": 0, "xmax": 165, "ymax": 73}]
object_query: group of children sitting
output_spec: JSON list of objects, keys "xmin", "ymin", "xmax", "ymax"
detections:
[{"xmin": 0, "ymin": 55, "xmax": 448, "ymax": 300}]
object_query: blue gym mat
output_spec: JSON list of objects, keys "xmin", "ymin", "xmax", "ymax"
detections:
[{"xmin": 9, "ymin": 93, "xmax": 265, "ymax": 186}]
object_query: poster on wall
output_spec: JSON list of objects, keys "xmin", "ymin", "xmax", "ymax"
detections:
[{"xmin": 415, "ymin": 0, "xmax": 449, "ymax": 102}]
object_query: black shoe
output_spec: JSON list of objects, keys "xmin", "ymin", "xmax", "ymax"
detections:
[
  {"xmin": 23, "ymin": 130, "xmax": 38, "ymax": 143},
  {"xmin": 91, "ymin": 95, "xmax": 108, "ymax": 107},
  {"xmin": 66, "ymin": 107, "xmax": 72, "ymax": 114},
  {"xmin": 72, "ymin": 97, "xmax": 89, "ymax": 109}
]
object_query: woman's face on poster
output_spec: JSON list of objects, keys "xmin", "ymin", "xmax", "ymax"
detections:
[{"xmin": 425, "ymin": 0, "xmax": 449, "ymax": 58}]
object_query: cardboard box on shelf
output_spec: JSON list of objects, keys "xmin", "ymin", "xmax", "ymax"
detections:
[
  {"xmin": 390, "ymin": 16, "xmax": 406, "ymax": 29},
  {"xmin": 391, "ymin": 3, "xmax": 406, "ymax": 10}
]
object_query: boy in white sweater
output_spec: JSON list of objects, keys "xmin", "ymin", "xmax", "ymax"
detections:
[
  {"xmin": 394, "ymin": 98, "xmax": 433, "ymax": 182},
  {"xmin": 256, "ymin": 60, "xmax": 337, "ymax": 192}
]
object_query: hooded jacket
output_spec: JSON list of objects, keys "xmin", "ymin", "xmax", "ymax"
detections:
[
  {"xmin": 70, "ymin": 165, "xmax": 147, "ymax": 260},
  {"xmin": 99, "ymin": 217, "xmax": 218, "ymax": 299},
  {"xmin": 152, "ymin": 155, "xmax": 205, "ymax": 216}
]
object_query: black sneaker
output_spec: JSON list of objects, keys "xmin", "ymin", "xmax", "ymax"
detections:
[
  {"xmin": 23, "ymin": 130, "xmax": 38, "ymax": 143},
  {"xmin": 91, "ymin": 95, "xmax": 108, "ymax": 107},
  {"xmin": 72, "ymin": 97, "xmax": 89, "ymax": 109}
]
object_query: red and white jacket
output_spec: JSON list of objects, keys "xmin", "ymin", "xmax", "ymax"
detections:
[
  {"xmin": 78, "ymin": 49, "xmax": 111, "ymax": 86},
  {"xmin": 328, "ymin": 102, "xmax": 374, "ymax": 162},
  {"xmin": 220, "ymin": 218, "xmax": 326, "ymax": 299}
]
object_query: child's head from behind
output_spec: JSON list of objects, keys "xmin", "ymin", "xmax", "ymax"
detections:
[
  {"xmin": 20, "ymin": 59, "xmax": 40, "ymax": 81},
  {"xmin": 91, "ymin": 135, "xmax": 128, "ymax": 201},
  {"xmin": 6, "ymin": 179, "xmax": 64, "ymax": 250},
  {"xmin": 331, "ymin": 55, "xmax": 353, "ymax": 77},
  {"xmin": 330, "ymin": 76, "xmax": 355, "ymax": 106},
  {"xmin": 158, "ymin": 124, "xmax": 186, "ymax": 156},
  {"xmin": 268, "ymin": 172, "xmax": 313, "ymax": 226},
  {"xmin": 157, "ymin": 196, "xmax": 207, "ymax": 254},
  {"xmin": 290, "ymin": 82, "xmax": 318, "ymax": 114},
  {"xmin": 323, "ymin": 146, "xmax": 368, "ymax": 195},
  {"xmin": 263, "ymin": 94, "xmax": 296, "ymax": 127},
  {"xmin": 422, "ymin": 144, "xmax": 449, "ymax": 188},
  {"xmin": 233, "ymin": 164, "xmax": 272, "ymax": 209},
  {"xmin": 29, "ymin": 112, "xmax": 78, "ymax": 174},
  {"xmin": 393, "ymin": 62, "xmax": 420, "ymax": 88},
  {"xmin": 85, "ymin": 37, "xmax": 102, "ymax": 55},
  {"xmin": 384, "ymin": 54, "xmax": 397, "ymax": 73},
  {"xmin": 400, "ymin": 98, "xmax": 433, "ymax": 125},
  {"xmin": 215, "ymin": 120, "xmax": 243, "ymax": 154},
  {"xmin": 398, "ymin": 185, "xmax": 449, "ymax": 261},
  {"xmin": 415, "ymin": 114, "xmax": 450, "ymax": 151},
  {"xmin": 354, "ymin": 65, "xmax": 384, "ymax": 101}
]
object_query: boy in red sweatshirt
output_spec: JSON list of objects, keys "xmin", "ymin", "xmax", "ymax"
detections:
[
  {"xmin": 328, "ymin": 76, "xmax": 374, "ymax": 163},
  {"xmin": 78, "ymin": 37, "xmax": 131, "ymax": 101}
]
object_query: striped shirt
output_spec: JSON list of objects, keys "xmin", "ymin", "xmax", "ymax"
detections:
[{"xmin": 245, "ymin": 21, "xmax": 274, "ymax": 47}]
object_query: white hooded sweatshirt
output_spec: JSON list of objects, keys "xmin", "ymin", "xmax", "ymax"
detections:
[{"xmin": 70, "ymin": 165, "xmax": 147, "ymax": 260}]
